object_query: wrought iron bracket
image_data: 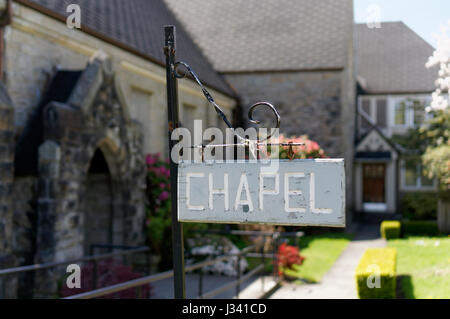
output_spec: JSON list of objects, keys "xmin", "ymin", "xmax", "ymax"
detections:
[{"xmin": 173, "ymin": 61, "xmax": 303, "ymax": 159}]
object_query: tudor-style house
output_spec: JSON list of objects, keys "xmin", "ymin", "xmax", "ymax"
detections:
[
  {"xmin": 354, "ymin": 22, "xmax": 438, "ymax": 218},
  {"xmin": 164, "ymin": 1, "xmax": 440, "ymax": 221}
]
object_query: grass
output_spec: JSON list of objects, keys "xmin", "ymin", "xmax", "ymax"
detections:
[
  {"xmin": 388, "ymin": 236, "xmax": 450, "ymax": 299},
  {"xmin": 282, "ymin": 233, "xmax": 352, "ymax": 283},
  {"xmin": 245, "ymin": 233, "xmax": 352, "ymax": 282}
]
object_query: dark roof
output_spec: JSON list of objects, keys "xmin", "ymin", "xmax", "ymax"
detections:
[
  {"xmin": 15, "ymin": 70, "xmax": 82, "ymax": 175},
  {"xmin": 356, "ymin": 124, "xmax": 400, "ymax": 154},
  {"xmin": 18, "ymin": 0, "xmax": 234, "ymax": 97},
  {"xmin": 355, "ymin": 151, "xmax": 391, "ymax": 160},
  {"xmin": 164, "ymin": 0, "xmax": 353, "ymax": 72},
  {"xmin": 355, "ymin": 22, "xmax": 438, "ymax": 94}
]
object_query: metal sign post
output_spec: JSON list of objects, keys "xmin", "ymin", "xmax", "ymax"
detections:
[{"xmin": 164, "ymin": 25, "xmax": 185, "ymax": 299}]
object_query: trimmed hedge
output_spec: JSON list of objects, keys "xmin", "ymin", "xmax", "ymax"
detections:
[
  {"xmin": 355, "ymin": 248, "xmax": 397, "ymax": 299},
  {"xmin": 402, "ymin": 221, "xmax": 439, "ymax": 236},
  {"xmin": 380, "ymin": 221, "xmax": 401, "ymax": 239}
]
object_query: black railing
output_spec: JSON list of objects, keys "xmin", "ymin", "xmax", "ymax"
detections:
[
  {"xmin": 63, "ymin": 230, "xmax": 303, "ymax": 299},
  {"xmin": 64, "ymin": 245, "xmax": 260, "ymax": 299},
  {"xmin": 0, "ymin": 245, "xmax": 150, "ymax": 298},
  {"xmin": 0, "ymin": 230, "xmax": 303, "ymax": 299},
  {"xmin": 0, "ymin": 246, "xmax": 150, "ymax": 277}
]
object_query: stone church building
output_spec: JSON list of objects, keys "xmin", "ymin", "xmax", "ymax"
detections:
[{"xmin": 0, "ymin": 0, "xmax": 236, "ymax": 297}]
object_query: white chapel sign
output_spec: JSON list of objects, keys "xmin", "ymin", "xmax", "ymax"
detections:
[{"xmin": 178, "ymin": 159, "xmax": 345, "ymax": 227}]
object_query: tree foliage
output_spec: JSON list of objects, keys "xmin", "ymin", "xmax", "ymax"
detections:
[{"xmin": 422, "ymin": 21, "xmax": 450, "ymax": 195}]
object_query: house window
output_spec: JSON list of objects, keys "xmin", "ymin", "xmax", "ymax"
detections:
[
  {"xmin": 412, "ymin": 100, "xmax": 426, "ymax": 125},
  {"xmin": 359, "ymin": 97, "xmax": 387, "ymax": 129},
  {"xmin": 421, "ymin": 170, "xmax": 434, "ymax": 187},
  {"xmin": 376, "ymin": 99, "xmax": 387, "ymax": 128},
  {"xmin": 402, "ymin": 160, "xmax": 436, "ymax": 189},
  {"xmin": 394, "ymin": 101, "xmax": 407, "ymax": 125},
  {"xmin": 404, "ymin": 161, "xmax": 418, "ymax": 187},
  {"xmin": 360, "ymin": 99, "xmax": 372, "ymax": 129},
  {"xmin": 393, "ymin": 98, "xmax": 429, "ymax": 127}
]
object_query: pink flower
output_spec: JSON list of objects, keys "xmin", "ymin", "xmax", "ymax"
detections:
[
  {"xmin": 146, "ymin": 154, "xmax": 156, "ymax": 165},
  {"xmin": 159, "ymin": 166, "xmax": 169, "ymax": 177},
  {"xmin": 159, "ymin": 191, "xmax": 169, "ymax": 201},
  {"xmin": 159, "ymin": 183, "xmax": 166, "ymax": 189},
  {"xmin": 306, "ymin": 140, "xmax": 319, "ymax": 154},
  {"xmin": 158, "ymin": 166, "xmax": 170, "ymax": 178}
]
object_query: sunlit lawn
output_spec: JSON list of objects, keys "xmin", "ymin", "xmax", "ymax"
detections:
[
  {"xmin": 283, "ymin": 233, "xmax": 353, "ymax": 283},
  {"xmin": 388, "ymin": 236, "xmax": 450, "ymax": 299},
  {"xmin": 246, "ymin": 233, "xmax": 352, "ymax": 283}
]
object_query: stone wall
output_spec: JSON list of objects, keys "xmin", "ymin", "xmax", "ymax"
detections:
[
  {"xmin": 340, "ymin": 28, "xmax": 356, "ymax": 222},
  {"xmin": 31, "ymin": 59, "xmax": 149, "ymax": 297},
  {"xmin": 225, "ymin": 70, "xmax": 356, "ymax": 220},
  {"xmin": 6, "ymin": 2, "xmax": 237, "ymax": 147},
  {"xmin": 11, "ymin": 176, "xmax": 37, "ymax": 299},
  {"xmin": 4, "ymin": 20, "xmax": 87, "ymax": 132},
  {"xmin": 0, "ymin": 81, "xmax": 16, "ymax": 298},
  {"xmin": 225, "ymin": 71, "xmax": 345, "ymax": 157},
  {"xmin": 83, "ymin": 172, "xmax": 113, "ymax": 255},
  {"xmin": 12, "ymin": 177, "xmax": 37, "ymax": 265}
]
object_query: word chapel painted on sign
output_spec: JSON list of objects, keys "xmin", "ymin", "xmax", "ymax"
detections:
[{"xmin": 178, "ymin": 159, "xmax": 345, "ymax": 227}]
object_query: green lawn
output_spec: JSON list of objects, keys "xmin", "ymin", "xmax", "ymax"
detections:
[
  {"xmin": 283, "ymin": 233, "xmax": 353, "ymax": 283},
  {"xmin": 388, "ymin": 236, "xmax": 450, "ymax": 299}
]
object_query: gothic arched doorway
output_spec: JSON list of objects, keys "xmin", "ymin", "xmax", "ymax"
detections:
[{"xmin": 83, "ymin": 148, "xmax": 114, "ymax": 255}]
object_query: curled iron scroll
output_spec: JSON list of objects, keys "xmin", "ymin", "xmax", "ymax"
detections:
[
  {"xmin": 248, "ymin": 102, "xmax": 281, "ymax": 135},
  {"xmin": 174, "ymin": 61, "xmax": 280, "ymax": 144}
]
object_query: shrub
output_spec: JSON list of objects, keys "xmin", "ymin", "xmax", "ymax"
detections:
[
  {"xmin": 263, "ymin": 134, "xmax": 328, "ymax": 159},
  {"xmin": 355, "ymin": 248, "xmax": 397, "ymax": 299},
  {"xmin": 401, "ymin": 192, "xmax": 438, "ymax": 220},
  {"xmin": 145, "ymin": 153, "xmax": 209, "ymax": 267},
  {"xmin": 420, "ymin": 109, "xmax": 450, "ymax": 195},
  {"xmin": 401, "ymin": 221, "xmax": 439, "ymax": 236},
  {"xmin": 380, "ymin": 221, "xmax": 401, "ymax": 239},
  {"xmin": 145, "ymin": 153, "xmax": 172, "ymax": 256},
  {"xmin": 276, "ymin": 243, "xmax": 305, "ymax": 276}
]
